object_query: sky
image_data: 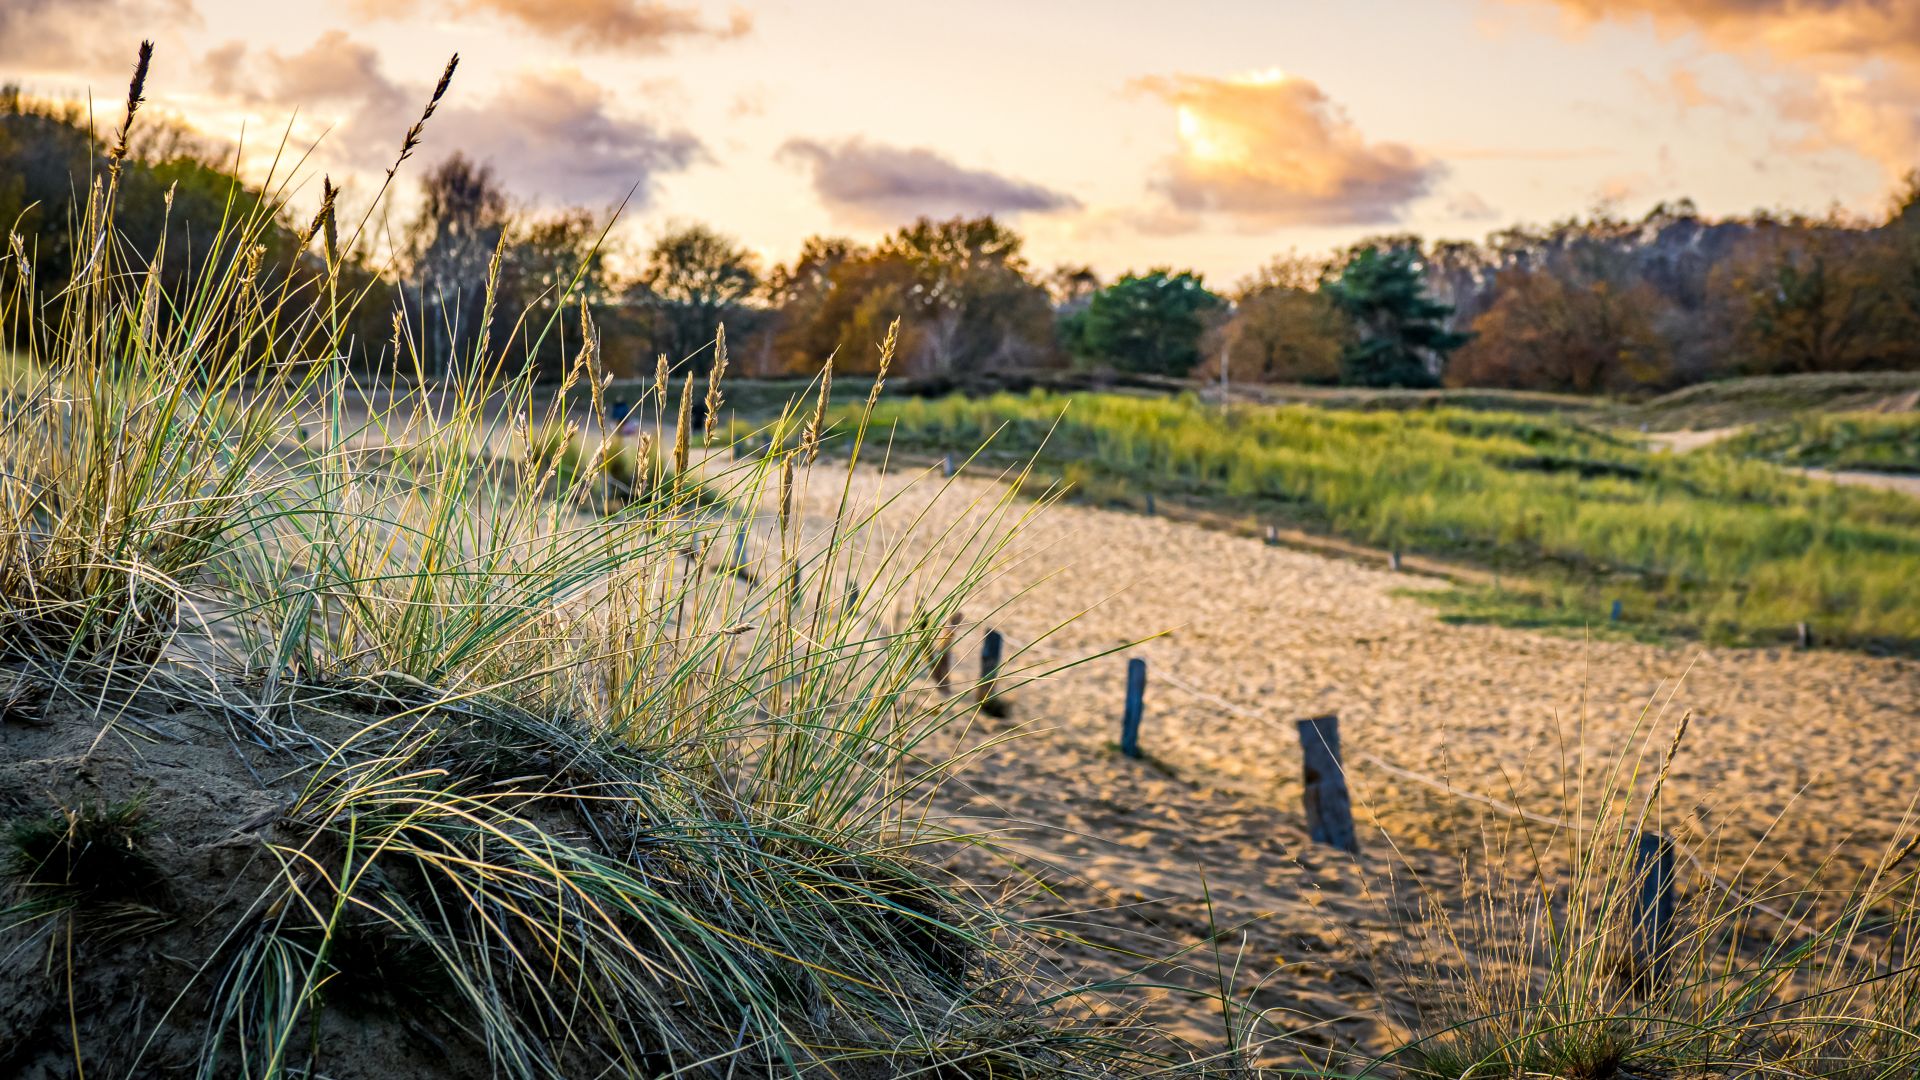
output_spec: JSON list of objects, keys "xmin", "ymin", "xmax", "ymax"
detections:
[{"xmin": 3, "ymin": 0, "xmax": 1917, "ymax": 285}]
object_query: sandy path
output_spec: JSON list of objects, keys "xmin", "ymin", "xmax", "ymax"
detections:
[
  {"xmin": 794, "ymin": 461, "xmax": 1920, "ymax": 1061},
  {"xmin": 1645, "ymin": 427, "xmax": 1920, "ymax": 497}
]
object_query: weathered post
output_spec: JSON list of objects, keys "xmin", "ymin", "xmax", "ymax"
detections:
[
  {"xmin": 1388, "ymin": 548, "xmax": 1402, "ymax": 572},
  {"xmin": 1265, "ymin": 525, "xmax": 1279, "ymax": 547},
  {"xmin": 1119, "ymin": 658, "xmax": 1147, "ymax": 759},
  {"xmin": 1796, "ymin": 621, "xmax": 1813, "ymax": 649},
  {"xmin": 1144, "ymin": 493, "xmax": 1156, "ymax": 516},
  {"xmin": 1611, "ymin": 599, "xmax": 1624, "ymax": 622},
  {"xmin": 1629, "ymin": 831, "xmax": 1677, "ymax": 988},
  {"xmin": 1297, "ymin": 714, "xmax": 1358, "ymax": 853},
  {"xmin": 940, "ymin": 454, "xmax": 953, "ymax": 478},
  {"xmin": 977, "ymin": 630, "xmax": 1005, "ymax": 715}
]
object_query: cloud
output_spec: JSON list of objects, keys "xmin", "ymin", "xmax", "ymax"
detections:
[
  {"xmin": 1445, "ymin": 191, "xmax": 1502, "ymax": 221},
  {"xmin": 205, "ymin": 38, "xmax": 703, "ymax": 207},
  {"xmin": 1510, "ymin": 1, "xmax": 1920, "ymax": 176},
  {"xmin": 777, "ymin": 137, "xmax": 1082, "ymax": 226},
  {"xmin": 1512, "ymin": 1, "xmax": 1920, "ymax": 64},
  {"xmin": 0, "ymin": 0, "xmax": 194, "ymax": 72},
  {"xmin": 349, "ymin": 0, "xmax": 750, "ymax": 52},
  {"xmin": 1132, "ymin": 69, "xmax": 1442, "ymax": 227},
  {"xmin": 435, "ymin": 70, "xmax": 705, "ymax": 205}
]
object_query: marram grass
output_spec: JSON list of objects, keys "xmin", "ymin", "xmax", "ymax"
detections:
[{"xmin": 0, "ymin": 48, "xmax": 1141, "ymax": 1078}]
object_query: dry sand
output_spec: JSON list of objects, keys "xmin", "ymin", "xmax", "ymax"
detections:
[{"xmin": 795, "ymin": 461, "xmax": 1920, "ymax": 1061}]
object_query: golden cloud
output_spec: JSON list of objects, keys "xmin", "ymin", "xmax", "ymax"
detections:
[
  {"xmin": 1512, "ymin": 0, "xmax": 1920, "ymax": 176},
  {"xmin": 1134, "ymin": 69, "xmax": 1441, "ymax": 227}
]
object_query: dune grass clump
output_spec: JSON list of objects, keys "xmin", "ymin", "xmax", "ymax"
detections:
[
  {"xmin": 1715, "ymin": 410, "xmax": 1920, "ymax": 474},
  {"xmin": 0, "ymin": 46, "xmax": 1138, "ymax": 1079},
  {"xmin": 851, "ymin": 390, "xmax": 1920, "ymax": 648}
]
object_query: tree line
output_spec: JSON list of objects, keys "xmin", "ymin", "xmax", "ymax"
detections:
[{"xmin": 9, "ymin": 90, "xmax": 1920, "ymax": 395}]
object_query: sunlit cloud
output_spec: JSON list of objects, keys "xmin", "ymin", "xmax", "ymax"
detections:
[
  {"xmin": 1133, "ymin": 69, "xmax": 1442, "ymax": 227},
  {"xmin": 777, "ymin": 137, "xmax": 1081, "ymax": 226},
  {"xmin": 1508, "ymin": 0, "xmax": 1920, "ymax": 176},
  {"xmin": 349, "ymin": 0, "xmax": 750, "ymax": 52}
]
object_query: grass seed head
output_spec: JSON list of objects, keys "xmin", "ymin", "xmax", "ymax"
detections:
[
  {"xmin": 109, "ymin": 41, "xmax": 153, "ymax": 170},
  {"xmin": 704, "ymin": 323, "xmax": 728, "ymax": 441},
  {"xmin": 674, "ymin": 371, "xmax": 693, "ymax": 476}
]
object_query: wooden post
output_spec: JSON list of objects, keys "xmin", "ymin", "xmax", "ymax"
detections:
[
  {"xmin": 1144, "ymin": 493, "xmax": 1156, "ymax": 516},
  {"xmin": 941, "ymin": 454, "xmax": 953, "ymax": 478},
  {"xmin": 1630, "ymin": 831, "xmax": 1677, "ymax": 987},
  {"xmin": 1388, "ymin": 548, "xmax": 1402, "ymax": 572},
  {"xmin": 1264, "ymin": 524, "xmax": 1279, "ymax": 546},
  {"xmin": 1611, "ymin": 599, "xmax": 1624, "ymax": 622},
  {"xmin": 1297, "ymin": 714, "xmax": 1358, "ymax": 853},
  {"xmin": 977, "ymin": 630, "xmax": 1005, "ymax": 715},
  {"xmin": 1796, "ymin": 621, "xmax": 1812, "ymax": 649},
  {"xmin": 1119, "ymin": 658, "xmax": 1146, "ymax": 759}
]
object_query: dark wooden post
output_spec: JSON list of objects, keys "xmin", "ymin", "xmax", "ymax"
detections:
[
  {"xmin": 1119, "ymin": 658, "xmax": 1146, "ymax": 759},
  {"xmin": 1388, "ymin": 548, "xmax": 1402, "ymax": 572},
  {"xmin": 1297, "ymin": 714, "xmax": 1358, "ymax": 853},
  {"xmin": 1144, "ymin": 493, "xmax": 1156, "ymax": 516},
  {"xmin": 1630, "ymin": 831, "xmax": 1677, "ymax": 987},
  {"xmin": 977, "ymin": 630, "xmax": 1005, "ymax": 714},
  {"xmin": 1796, "ymin": 621, "xmax": 1812, "ymax": 649}
]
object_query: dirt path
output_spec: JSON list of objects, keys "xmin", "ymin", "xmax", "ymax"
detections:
[{"xmin": 796, "ymin": 462, "xmax": 1920, "ymax": 1062}]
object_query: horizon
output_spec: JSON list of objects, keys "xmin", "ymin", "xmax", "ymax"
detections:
[{"xmin": 3, "ymin": 0, "xmax": 1916, "ymax": 284}]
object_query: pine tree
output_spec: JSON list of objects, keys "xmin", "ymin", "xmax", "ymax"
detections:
[{"xmin": 1325, "ymin": 246, "xmax": 1469, "ymax": 388}]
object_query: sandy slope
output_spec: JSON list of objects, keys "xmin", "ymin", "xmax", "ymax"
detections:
[{"xmin": 796, "ymin": 461, "xmax": 1920, "ymax": 1061}]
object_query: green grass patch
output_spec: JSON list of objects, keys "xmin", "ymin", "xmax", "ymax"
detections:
[{"xmin": 1714, "ymin": 411, "xmax": 1920, "ymax": 474}]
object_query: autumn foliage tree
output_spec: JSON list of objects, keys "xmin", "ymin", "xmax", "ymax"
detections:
[
  {"xmin": 1449, "ymin": 264, "xmax": 1672, "ymax": 393},
  {"xmin": 1211, "ymin": 257, "xmax": 1346, "ymax": 384},
  {"xmin": 763, "ymin": 216, "xmax": 1055, "ymax": 376}
]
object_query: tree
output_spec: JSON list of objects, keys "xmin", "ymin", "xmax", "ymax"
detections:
[
  {"xmin": 1060, "ymin": 270, "xmax": 1222, "ymax": 376},
  {"xmin": 1708, "ymin": 224, "xmax": 1894, "ymax": 375},
  {"xmin": 407, "ymin": 153, "xmax": 511, "ymax": 372},
  {"xmin": 877, "ymin": 216, "xmax": 1056, "ymax": 374},
  {"xmin": 760, "ymin": 216, "xmax": 1055, "ymax": 377},
  {"xmin": 635, "ymin": 222, "xmax": 759, "ymax": 372},
  {"xmin": 1213, "ymin": 258, "xmax": 1347, "ymax": 384},
  {"xmin": 1449, "ymin": 265, "xmax": 1671, "ymax": 393},
  {"xmin": 497, "ymin": 208, "xmax": 616, "ymax": 380},
  {"xmin": 1324, "ymin": 246, "xmax": 1467, "ymax": 388}
]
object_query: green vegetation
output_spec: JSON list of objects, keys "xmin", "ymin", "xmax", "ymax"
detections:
[
  {"xmin": 852, "ymin": 390, "xmax": 1920, "ymax": 648},
  {"xmin": 1059, "ymin": 269, "xmax": 1223, "ymax": 375},
  {"xmin": 1714, "ymin": 411, "xmax": 1920, "ymax": 473},
  {"xmin": 1615, "ymin": 371, "xmax": 1920, "ymax": 430},
  {"xmin": 1326, "ymin": 245, "xmax": 1467, "ymax": 388}
]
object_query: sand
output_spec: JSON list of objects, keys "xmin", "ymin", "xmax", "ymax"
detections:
[{"xmin": 793, "ymin": 460, "xmax": 1920, "ymax": 1062}]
